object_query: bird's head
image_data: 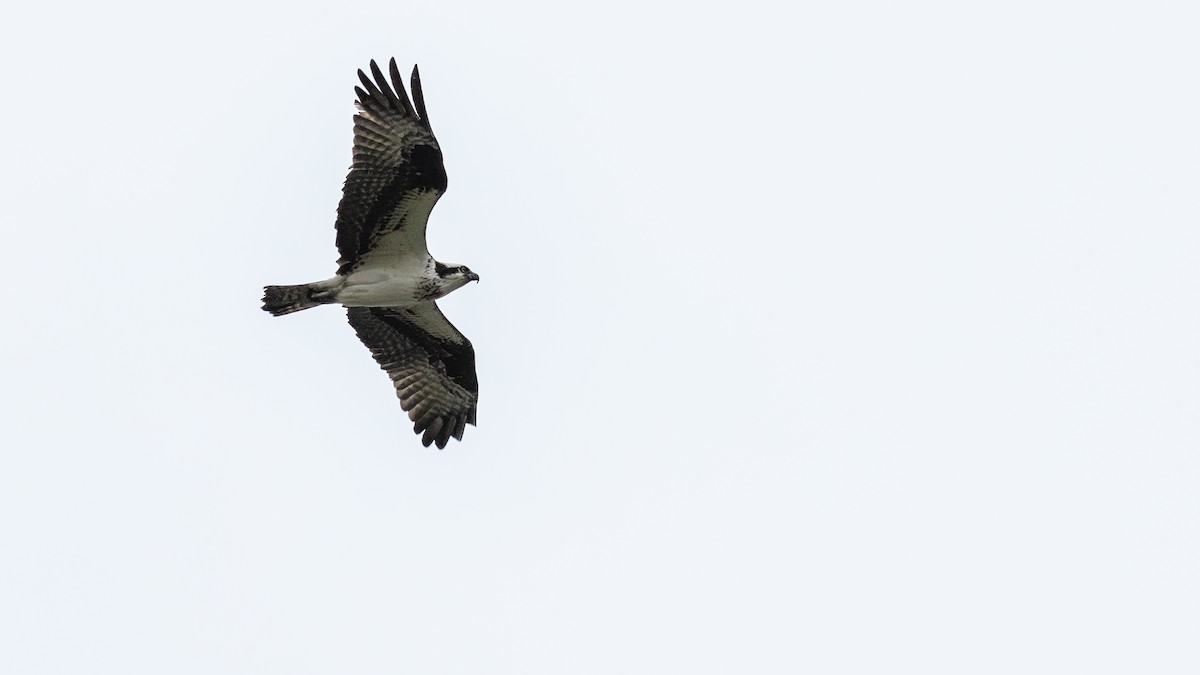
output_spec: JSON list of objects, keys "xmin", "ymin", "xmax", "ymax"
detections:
[{"xmin": 433, "ymin": 262, "xmax": 480, "ymax": 297}]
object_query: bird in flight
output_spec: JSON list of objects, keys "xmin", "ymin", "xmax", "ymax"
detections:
[{"xmin": 262, "ymin": 59, "xmax": 479, "ymax": 449}]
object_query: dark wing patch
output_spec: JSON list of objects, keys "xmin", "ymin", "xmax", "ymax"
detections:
[
  {"xmin": 334, "ymin": 59, "xmax": 447, "ymax": 275},
  {"xmin": 347, "ymin": 304, "xmax": 478, "ymax": 449}
]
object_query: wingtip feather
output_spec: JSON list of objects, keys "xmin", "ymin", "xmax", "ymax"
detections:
[
  {"xmin": 371, "ymin": 60, "xmax": 405, "ymax": 112},
  {"xmin": 422, "ymin": 418, "xmax": 445, "ymax": 447},
  {"xmin": 409, "ymin": 63, "xmax": 430, "ymax": 128}
]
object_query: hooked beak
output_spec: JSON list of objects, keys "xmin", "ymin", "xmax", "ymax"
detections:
[{"xmin": 467, "ymin": 272, "xmax": 480, "ymax": 282}]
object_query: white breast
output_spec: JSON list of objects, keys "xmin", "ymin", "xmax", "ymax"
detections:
[{"xmin": 335, "ymin": 256, "xmax": 434, "ymax": 307}]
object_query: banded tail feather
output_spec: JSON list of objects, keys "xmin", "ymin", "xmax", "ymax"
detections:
[{"xmin": 262, "ymin": 283, "xmax": 335, "ymax": 316}]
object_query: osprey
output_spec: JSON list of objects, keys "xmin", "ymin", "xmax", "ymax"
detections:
[{"xmin": 262, "ymin": 59, "xmax": 479, "ymax": 449}]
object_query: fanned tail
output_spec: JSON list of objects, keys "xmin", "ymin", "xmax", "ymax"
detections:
[{"xmin": 262, "ymin": 283, "xmax": 331, "ymax": 316}]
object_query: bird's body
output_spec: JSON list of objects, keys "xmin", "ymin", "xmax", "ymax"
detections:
[{"xmin": 263, "ymin": 59, "xmax": 479, "ymax": 449}]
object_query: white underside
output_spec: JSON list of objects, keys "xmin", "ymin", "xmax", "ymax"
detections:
[
  {"xmin": 331, "ymin": 251, "xmax": 434, "ymax": 307},
  {"xmin": 333, "ymin": 193, "xmax": 441, "ymax": 307}
]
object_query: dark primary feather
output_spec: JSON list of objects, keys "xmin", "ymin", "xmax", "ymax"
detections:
[
  {"xmin": 334, "ymin": 59, "xmax": 447, "ymax": 275},
  {"xmin": 347, "ymin": 305, "xmax": 478, "ymax": 449},
  {"xmin": 409, "ymin": 64, "xmax": 432, "ymax": 126}
]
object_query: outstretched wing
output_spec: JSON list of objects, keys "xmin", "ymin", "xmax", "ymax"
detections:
[
  {"xmin": 334, "ymin": 59, "xmax": 447, "ymax": 275},
  {"xmin": 347, "ymin": 304, "xmax": 478, "ymax": 449}
]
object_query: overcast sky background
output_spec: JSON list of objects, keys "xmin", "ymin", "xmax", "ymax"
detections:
[{"xmin": 2, "ymin": 1, "xmax": 1198, "ymax": 673}]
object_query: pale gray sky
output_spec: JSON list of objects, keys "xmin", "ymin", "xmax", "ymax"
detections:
[{"xmin": 2, "ymin": 1, "xmax": 1198, "ymax": 673}]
